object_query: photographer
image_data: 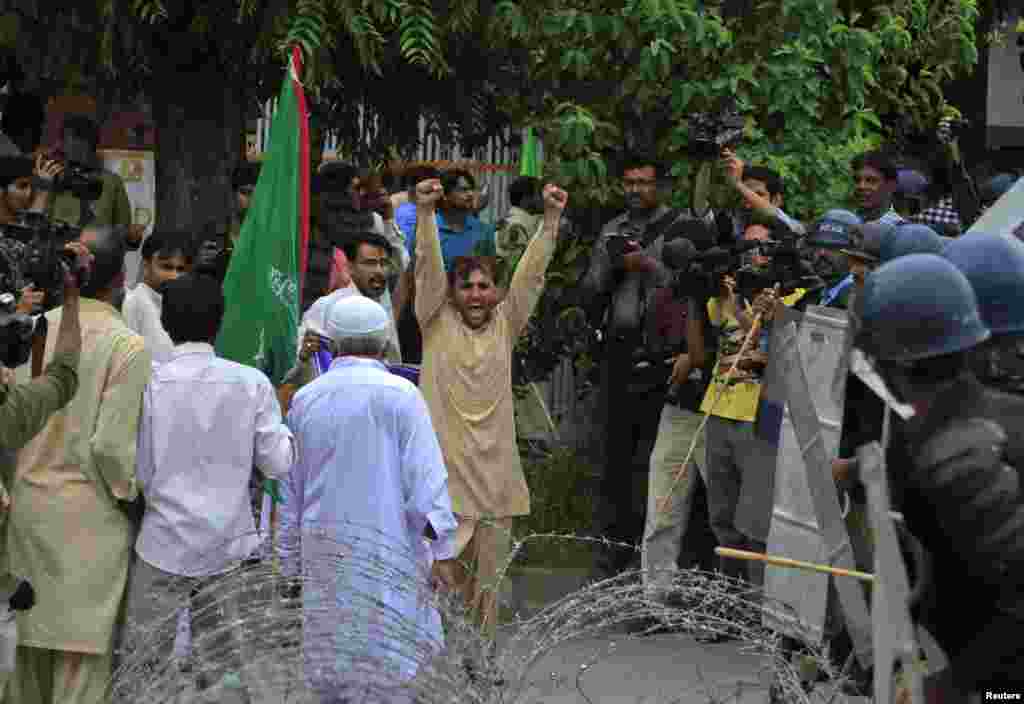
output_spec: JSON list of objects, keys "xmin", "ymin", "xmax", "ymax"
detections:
[
  {"xmin": 0, "ymin": 241, "xmax": 89, "ymax": 692},
  {"xmin": 699, "ymin": 224, "xmax": 811, "ymax": 588},
  {"xmin": 0, "ymin": 154, "xmax": 65, "ymax": 316},
  {"xmin": 640, "ymin": 264, "xmax": 713, "ymax": 611},
  {"xmin": 45, "ymin": 114, "xmax": 135, "ymax": 239},
  {"xmin": 720, "ymin": 150, "xmax": 805, "ymax": 241},
  {"xmin": 580, "ymin": 154, "xmax": 711, "ymax": 577}
]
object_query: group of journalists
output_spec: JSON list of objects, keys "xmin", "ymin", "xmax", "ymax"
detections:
[{"xmin": 0, "ymin": 91, "xmax": 1019, "ymax": 704}]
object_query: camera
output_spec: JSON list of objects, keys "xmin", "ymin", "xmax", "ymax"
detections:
[
  {"xmin": 0, "ymin": 212, "xmax": 91, "ymax": 306},
  {"xmin": 668, "ymin": 222, "xmax": 823, "ymax": 303},
  {"xmin": 0, "ymin": 291, "xmax": 36, "ymax": 369},
  {"xmin": 687, "ymin": 103, "xmax": 746, "ymax": 161},
  {"xmin": 54, "ymin": 161, "xmax": 104, "ymax": 202},
  {"xmin": 731, "ymin": 230, "xmax": 824, "ymax": 301}
]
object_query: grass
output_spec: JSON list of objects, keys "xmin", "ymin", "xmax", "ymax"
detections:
[{"xmin": 514, "ymin": 443, "xmax": 601, "ymax": 569}]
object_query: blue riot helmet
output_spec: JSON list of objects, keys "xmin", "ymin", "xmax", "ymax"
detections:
[
  {"xmin": 878, "ymin": 223, "xmax": 945, "ymax": 263},
  {"xmin": 942, "ymin": 232, "xmax": 1024, "ymax": 336},
  {"xmin": 807, "ymin": 209, "xmax": 861, "ymax": 249},
  {"xmin": 842, "ymin": 221, "xmax": 896, "ymax": 263},
  {"xmin": 856, "ymin": 254, "xmax": 990, "ymax": 362},
  {"xmin": 979, "ymin": 173, "xmax": 1018, "ymax": 209}
]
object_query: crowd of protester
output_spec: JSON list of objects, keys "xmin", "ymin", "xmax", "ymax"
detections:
[{"xmin": 0, "ymin": 92, "xmax": 1021, "ymax": 704}]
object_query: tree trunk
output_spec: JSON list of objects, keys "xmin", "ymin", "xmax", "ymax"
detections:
[{"xmin": 151, "ymin": 55, "xmax": 246, "ymax": 232}]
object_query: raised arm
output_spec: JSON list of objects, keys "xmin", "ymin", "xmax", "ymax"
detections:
[
  {"xmin": 505, "ymin": 184, "xmax": 568, "ymax": 338},
  {"xmin": 413, "ymin": 178, "xmax": 448, "ymax": 329}
]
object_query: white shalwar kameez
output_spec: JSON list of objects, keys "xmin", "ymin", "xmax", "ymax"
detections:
[{"xmin": 274, "ymin": 356, "xmax": 456, "ymax": 703}]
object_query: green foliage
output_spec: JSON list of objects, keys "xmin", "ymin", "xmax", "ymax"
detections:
[
  {"xmin": 485, "ymin": 0, "xmax": 979, "ymax": 384},
  {"xmin": 490, "ymin": 0, "xmax": 980, "ymax": 220},
  {"xmin": 515, "ymin": 444, "xmax": 599, "ymax": 567}
]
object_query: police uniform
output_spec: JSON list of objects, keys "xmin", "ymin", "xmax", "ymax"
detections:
[
  {"xmin": 855, "ymin": 254, "xmax": 1024, "ymax": 698},
  {"xmin": 943, "ymin": 232, "xmax": 1024, "ymax": 397}
]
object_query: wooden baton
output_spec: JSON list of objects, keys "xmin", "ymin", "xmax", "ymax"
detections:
[{"xmin": 714, "ymin": 547, "xmax": 875, "ymax": 583}]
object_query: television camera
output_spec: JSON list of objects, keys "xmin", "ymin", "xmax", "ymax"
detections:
[
  {"xmin": 0, "ymin": 212, "xmax": 92, "ymax": 368},
  {"xmin": 664, "ymin": 219, "xmax": 823, "ymax": 303}
]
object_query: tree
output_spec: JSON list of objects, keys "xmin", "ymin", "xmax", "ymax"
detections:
[
  {"xmin": 0, "ymin": 0, "xmax": 517, "ymax": 231},
  {"xmin": 484, "ymin": 0, "xmax": 983, "ymax": 384}
]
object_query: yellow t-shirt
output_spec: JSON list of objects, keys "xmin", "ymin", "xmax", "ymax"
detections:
[{"xmin": 699, "ymin": 288, "xmax": 807, "ymax": 422}]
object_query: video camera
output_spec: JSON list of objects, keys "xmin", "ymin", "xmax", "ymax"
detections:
[
  {"xmin": 665, "ymin": 220, "xmax": 823, "ymax": 302},
  {"xmin": 0, "ymin": 291, "xmax": 35, "ymax": 369},
  {"xmin": 687, "ymin": 102, "xmax": 746, "ymax": 161},
  {"xmin": 0, "ymin": 212, "xmax": 90, "ymax": 300},
  {"xmin": 53, "ymin": 161, "xmax": 104, "ymax": 202}
]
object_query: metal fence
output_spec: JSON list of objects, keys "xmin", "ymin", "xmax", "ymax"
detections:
[{"xmin": 251, "ymin": 99, "xmax": 538, "ymax": 225}]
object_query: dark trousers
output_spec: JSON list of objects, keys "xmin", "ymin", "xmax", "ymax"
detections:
[
  {"xmin": 398, "ymin": 299, "xmax": 423, "ymax": 365},
  {"xmin": 595, "ymin": 352, "xmax": 666, "ymax": 575}
]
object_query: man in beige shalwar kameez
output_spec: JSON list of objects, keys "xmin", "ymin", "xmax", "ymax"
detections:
[
  {"xmin": 414, "ymin": 177, "xmax": 567, "ymax": 640},
  {"xmin": 5, "ymin": 231, "xmax": 150, "ymax": 704}
]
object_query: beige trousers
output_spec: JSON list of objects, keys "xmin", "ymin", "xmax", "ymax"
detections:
[
  {"xmin": 451, "ymin": 517, "xmax": 515, "ymax": 641},
  {"xmin": 642, "ymin": 404, "xmax": 706, "ymax": 600},
  {"xmin": 4, "ymin": 647, "xmax": 111, "ymax": 704}
]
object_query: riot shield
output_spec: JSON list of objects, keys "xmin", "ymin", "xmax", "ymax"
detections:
[{"xmin": 761, "ymin": 306, "xmax": 872, "ymax": 666}]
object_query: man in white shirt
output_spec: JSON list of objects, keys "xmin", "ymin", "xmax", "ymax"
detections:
[
  {"xmin": 275, "ymin": 295, "xmax": 456, "ymax": 702},
  {"xmin": 118, "ymin": 273, "xmax": 295, "ymax": 697},
  {"xmin": 121, "ymin": 230, "xmax": 192, "ymax": 364},
  {"xmin": 291, "ymin": 231, "xmax": 405, "ymax": 388}
]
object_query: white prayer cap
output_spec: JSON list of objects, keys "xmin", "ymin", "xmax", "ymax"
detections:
[{"xmin": 323, "ymin": 294, "xmax": 391, "ymax": 341}]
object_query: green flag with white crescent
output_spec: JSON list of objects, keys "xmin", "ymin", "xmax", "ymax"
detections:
[{"xmin": 216, "ymin": 47, "xmax": 310, "ymax": 387}]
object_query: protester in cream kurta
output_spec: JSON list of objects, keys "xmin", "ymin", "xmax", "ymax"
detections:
[
  {"xmin": 7, "ymin": 298, "xmax": 150, "ymax": 689},
  {"xmin": 414, "ymin": 179, "xmax": 566, "ymax": 639}
]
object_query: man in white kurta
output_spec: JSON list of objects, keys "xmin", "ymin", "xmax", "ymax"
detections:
[
  {"xmin": 413, "ymin": 178, "xmax": 567, "ymax": 640},
  {"xmin": 121, "ymin": 230, "xmax": 193, "ymax": 365},
  {"xmin": 6, "ymin": 231, "xmax": 151, "ymax": 704},
  {"xmin": 276, "ymin": 295, "xmax": 456, "ymax": 703}
]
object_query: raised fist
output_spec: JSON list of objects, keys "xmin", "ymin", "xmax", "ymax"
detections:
[
  {"xmin": 542, "ymin": 184, "xmax": 568, "ymax": 213},
  {"xmin": 415, "ymin": 178, "xmax": 443, "ymax": 207}
]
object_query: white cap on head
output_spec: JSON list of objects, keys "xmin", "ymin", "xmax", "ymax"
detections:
[{"xmin": 324, "ymin": 294, "xmax": 391, "ymax": 342}]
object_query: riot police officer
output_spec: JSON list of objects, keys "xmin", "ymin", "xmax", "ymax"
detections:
[
  {"xmin": 877, "ymin": 222, "xmax": 946, "ymax": 263},
  {"xmin": 855, "ymin": 253, "xmax": 1024, "ymax": 700},
  {"xmin": 942, "ymin": 232, "xmax": 1024, "ymax": 396},
  {"xmin": 806, "ymin": 209, "xmax": 861, "ymax": 308}
]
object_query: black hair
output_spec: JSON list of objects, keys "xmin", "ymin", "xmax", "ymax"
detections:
[
  {"xmin": 851, "ymin": 150, "xmax": 898, "ymax": 182},
  {"xmin": 341, "ymin": 232, "xmax": 392, "ymax": 263},
  {"xmin": 315, "ymin": 162, "xmax": 358, "ymax": 195},
  {"xmin": 62, "ymin": 113, "xmax": 100, "ymax": 150},
  {"xmin": 404, "ymin": 165, "xmax": 441, "ymax": 191},
  {"xmin": 440, "ymin": 169, "xmax": 476, "ymax": 194},
  {"xmin": 80, "ymin": 231, "xmax": 126, "ymax": 298},
  {"xmin": 231, "ymin": 162, "xmax": 261, "ymax": 191},
  {"xmin": 141, "ymin": 230, "xmax": 194, "ymax": 263},
  {"xmin": 160, "ymin": 274, "xmax": 224, "ymax": 345},
  {"xmin": 621, "ymin": 154, "xmax": 664, "ymax": 179},
  {"xmin": 508, "ymin": 176, "xmax": 541, "ymax": 208},
  {"xmin": 448, "ymin": 255, "xmax": 499, "ymax": 290},
  {"xmin": 0, "ymin": 155, "xmax": 34, "ymax": 189},
  {"xmin": 742, "ymin": 165, "xmax": 784, "ymax": 199},
  {"xmin": 1, "ymin": 92, "xmax": 45, "ymax": 153}
]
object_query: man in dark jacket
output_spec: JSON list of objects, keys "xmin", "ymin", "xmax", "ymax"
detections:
[
  {"xmin": 579, "ymin": 154, "xmax": 711, "ymax": 576},
  {"xmin": 855, "ymin": 253, "xmax": 1024, "ymax": 701}
]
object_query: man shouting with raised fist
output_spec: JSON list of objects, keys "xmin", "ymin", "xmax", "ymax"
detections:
[{"xmin": 414, "ymin": 177, "xmax": 568, "ymax": 646}]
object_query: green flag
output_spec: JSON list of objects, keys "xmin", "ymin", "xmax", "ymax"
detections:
[
  {"xmin": 519, "ymin": 126, "xmax": 541, "ymax": 178},
  {"xmin": 216, "ymin": 47, "xmax": 310, "ymax": 385}
]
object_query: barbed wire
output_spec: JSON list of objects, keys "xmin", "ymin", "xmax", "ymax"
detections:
[{"xmin": 104, "ymin": 524, "xmax": 862, "ymax": 703}]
